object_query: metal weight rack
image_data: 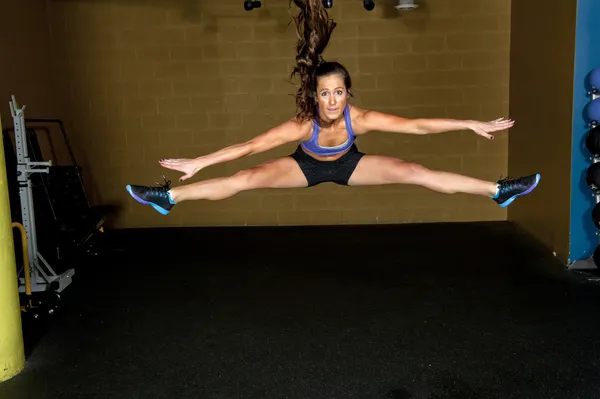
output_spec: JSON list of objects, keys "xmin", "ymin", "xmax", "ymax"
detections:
[
  {"xmin": 568, "ymin": 73, "xmax": 600, "ymax": 272},
  {"xmin": 9, "ymin": 96, "xmax": 75, "ymax": 293}
]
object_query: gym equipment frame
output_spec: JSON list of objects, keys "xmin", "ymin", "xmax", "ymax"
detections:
[{"xmin": 9, "ymin": 95, "xmax": 74, "ymax": 293}]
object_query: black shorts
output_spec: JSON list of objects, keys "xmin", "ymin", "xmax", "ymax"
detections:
[{"xmin": 289, "ymin": 143, "xmax": 365, "ymax": 187}]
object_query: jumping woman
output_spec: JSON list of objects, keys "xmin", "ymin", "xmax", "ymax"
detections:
[{"xmin": 126, "ymin": 0, "xmax": 540, "ymax": 216}]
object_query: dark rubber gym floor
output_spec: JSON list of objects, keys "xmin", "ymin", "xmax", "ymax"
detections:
[{"xmin": 2, "ymin": 221, "xmax": 600, "ymax": 398}]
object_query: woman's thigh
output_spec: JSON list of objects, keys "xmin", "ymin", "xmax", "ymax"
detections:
[
  {"xmin": 239, "ymin": 156, "xmax": 309, "ymax": 189},
  {"xmin": 347, "ymin": 155, "xmax": 430, "ymax": 186}
]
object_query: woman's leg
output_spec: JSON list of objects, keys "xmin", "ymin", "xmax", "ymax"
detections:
[
  {"xmin": 347, "ymin": 155, "xmax": 540, "ymax": 206},
  {"xmin": 171, "ymin": 157, "xmax": 307, "ymax": 202},
  {"xmin": 126, "ymin": 157, "xmax": 308, "ymax": 215},
  {"xmin": 348, "ymin": 155, "xmax": 496, "ymax": 195}
]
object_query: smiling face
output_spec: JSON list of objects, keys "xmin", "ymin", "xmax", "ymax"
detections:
[{"xmin": 316, "ymin": 73, "xmax": 349, "ymax": 123}]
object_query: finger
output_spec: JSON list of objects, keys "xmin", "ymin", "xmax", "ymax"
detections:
[
  {"xmin": 160, "ymin": 160, "xmax": 181, "ymax": 167},
  {"xmin": 490, "ymin": 120, "xmax": 514, "ymax": 129},
  {"xmin": 497, "ymin": 122, "xmax": 515, "ymax": 130},
  {"xmin": 476, "ymin": 129, "xmax": 494, "ymax": 140},
  {"xmin": 160, "ymin": 163, "xmax": 180, "ymax": 171},
  {"xmin": 179, "ymin": 174, "xmax": 191, "ymax": 183},
  {"xmin": 160, "ymin": 158, "xmax": 183, "ymax": 164},
  {"xmin": 492, "ymin": 117, "xmax": 513, "ymax": 124}
]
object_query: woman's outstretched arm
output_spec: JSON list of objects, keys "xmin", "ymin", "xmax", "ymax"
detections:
[
  {"xmin": 353, "ymin": 107, "xmax": 514, "ymax": 140},
  {"xmin": 160, "ymin": 118, "xmax": 311, "ymax": 182}
]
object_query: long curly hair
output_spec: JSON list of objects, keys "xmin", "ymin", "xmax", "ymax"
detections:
[{"xmin": 289, "ymin": 0, "xmax": 352, "ymax": 126}]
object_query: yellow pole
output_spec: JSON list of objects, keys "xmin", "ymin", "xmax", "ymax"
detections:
[{"xmin": 0, "ymin": 113, "xmax": 26, "ymax": 381}]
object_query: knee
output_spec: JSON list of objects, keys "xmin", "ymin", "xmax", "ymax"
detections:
[
  {"xmin": 389, "ymin": 161, "xmax": 430, "ymax": 183},
  {"xmin": 400, "ymin": 163, "xmax": 456, "ymax": 193},
  {"xmin": 404, "ymin": 163, "xmax": 430, "ymax": 178},
  {"xmin": 230, "ymin": 168, "xmax": 261, "ymax": 190}
]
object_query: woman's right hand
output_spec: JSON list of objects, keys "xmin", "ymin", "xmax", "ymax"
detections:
[{"xmin": 159, "ymin": 158, "xmax": 203, "ymax": 182}]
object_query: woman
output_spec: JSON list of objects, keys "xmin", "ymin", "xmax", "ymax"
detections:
[{"xmin": 126, "ymin": 0, "xmax": 540, "ymax": 216}]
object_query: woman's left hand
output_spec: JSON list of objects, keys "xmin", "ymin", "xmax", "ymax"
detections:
[{"xmin": 470, "ymin": 117, "xmax": 514, "ymax": 140}]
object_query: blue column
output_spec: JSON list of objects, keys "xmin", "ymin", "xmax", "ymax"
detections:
[{"xmin": 570, "ymin": 0, "xmax": 600, "ymax": 262}]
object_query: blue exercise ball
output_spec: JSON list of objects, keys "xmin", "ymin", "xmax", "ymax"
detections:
[
  {"xmin": 591, "ymin": 66, "xmax": 600, "ymax": 91},
  {"xmin": 586, "ymin": 98, "xmax": 600, "ymax": 124}
]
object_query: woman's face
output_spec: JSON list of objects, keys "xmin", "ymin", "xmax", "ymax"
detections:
[{"xmin": 316, "ymin": 73, "xmax": 348, "ymax": 122}]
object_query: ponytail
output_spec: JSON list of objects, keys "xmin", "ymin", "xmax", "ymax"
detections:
[{"xmin": 289, "ymin": 0, "xmax": 337, "ymax": 124}]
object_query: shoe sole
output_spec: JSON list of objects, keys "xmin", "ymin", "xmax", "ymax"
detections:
[
  {"xmin": 498, "ymin": 173, "xmax": 541, "ymax": 208},
  {"xmin": 126, "ymin": 185, "xmax": 170, "ymax": 215}
]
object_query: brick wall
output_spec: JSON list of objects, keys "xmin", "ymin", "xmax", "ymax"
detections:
[
  {"xmin": 0, "ymin": 1, "xmax": 58, "ymax": 124},
  {"xmin": 45, "ymin": 0, "xmax": 511, "ymax": 228}
]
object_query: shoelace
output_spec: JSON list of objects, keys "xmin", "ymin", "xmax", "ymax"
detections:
[
  {"xmin": 497, "ymin": 174, "xmax": 527, "ymax": 193},
  {"xmin": 154, "ymin": 175, "xmax": 171, "ymax": 190},
  {"xmin": 145, "ymin": 176, "xmax": 171, "ymax": 196}
]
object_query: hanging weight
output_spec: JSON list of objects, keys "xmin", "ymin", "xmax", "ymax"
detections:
[
  {"xmin": 593, "ymin": 245, "xmax": 600, "ymax": 268},
  {"xmin": 586, "ymin": 162, "xmax": 600, "ymax": 193},
  {"xmin": 592, "ymin": 203, "xmax": 600, "ymax": 229},
  {"xmin": 586, "ymin": 126, "xmax": 600, "ymax": 156}
]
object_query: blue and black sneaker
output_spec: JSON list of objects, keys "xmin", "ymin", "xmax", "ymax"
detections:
[
  {"xmin": 492, "ymin": 173, "xmax": 541, "ymax": 207},
  {"xmin": 126, "ymin": 176, "xmax": 176, "ymax": 215}
]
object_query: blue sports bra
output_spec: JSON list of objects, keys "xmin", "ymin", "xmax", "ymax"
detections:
[{"xmin": 300, "ymin": 104, "xmax": 356, "ymax": 156}]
